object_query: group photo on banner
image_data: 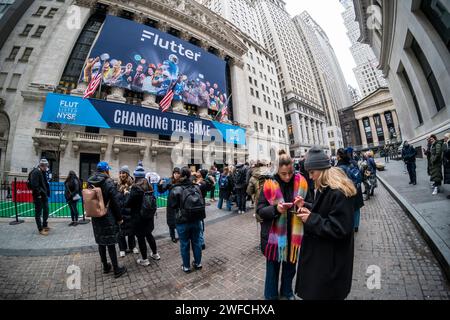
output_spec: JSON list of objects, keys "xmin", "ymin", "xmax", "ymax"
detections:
[{"xmin": 82, "ymin": 15, "xmax": 229, "ymax": 116}]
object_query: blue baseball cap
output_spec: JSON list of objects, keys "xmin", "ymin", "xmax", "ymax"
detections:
[{"xmin": 97, "ymin": 161, "xmax": 111, "ymax": 172}]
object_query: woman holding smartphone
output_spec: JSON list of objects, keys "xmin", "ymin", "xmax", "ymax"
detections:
[
  {"xmin": 256, "ymin": 150, "xmax": 310, "ymax": 300},
  {"xmin": 295, "ymin": 147, "xmax": 357, "ymax": 300}
]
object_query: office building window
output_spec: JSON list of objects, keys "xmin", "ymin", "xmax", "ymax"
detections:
[
  {"xmin": 33, "ymin": 25, "xmax": 46, "ymax": 38},
  {"xmin": 6, "ymin": 46, "xmax": 20, "ymax": 61},
  {"xmin": 7, "ymin": 73, "xmax": 20, "ymax": 91},
  {"xmin": 401, "ymin": 69, "xmax": 424, "ymax": 125},
  {"xmin": 45, "ymin": 8, "xmax": 58, "ymax": 18},
  {"xmin": 19, "ymin": 47, "xmax": 33, "ymax": 62},
  {"xmin": 33, "ymin": 6, "xmax": 46, "ymax": 17},
  {"xmin": 421, "ymin": 0, "xmax": 449, "ymax": 51},
  {"xmin": 20, "ymin": 24, "xmax": 33, "ymax": 36},
  {"xmin": 411, "ymin": 37, "xmax": 445, "ymax": 111}
]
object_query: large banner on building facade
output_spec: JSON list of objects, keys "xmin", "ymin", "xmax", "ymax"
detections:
[
  {"xmin": 81, "ymin": 15, "xmax": 228, "ymax": 111},
  {"xmin": 40, "ymin": 93, "xmax": 246, "ymax": 145}
]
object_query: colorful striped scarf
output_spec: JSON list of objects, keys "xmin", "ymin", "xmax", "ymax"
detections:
[{"xmin": 263, "ymin": 174, "xmax": 308, "ymax": 264}]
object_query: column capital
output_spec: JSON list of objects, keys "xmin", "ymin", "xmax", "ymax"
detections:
[
  {"xmin": 134, "ymin": 13, "xmax": 147, "ymax": 24},
  {"xmin": 107, "ymin": 5, "xmax": 121, "ymax": 16},
  {"xmin": 158, "ymin": 21, "xmax": 170, "ymax": 33},
  {"xmin": 74, "ymin": 0, "xmax": 97, "ymax": 9}
]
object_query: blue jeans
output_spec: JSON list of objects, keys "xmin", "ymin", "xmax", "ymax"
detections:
[
  {"xmin": 218, "ymin": 197, "xmax": 232, "ymax": 211},
  {"xmin": 199, "ymin": 220, "xmax": 205, "ymax": 246},
  {"xmin": 354, "ymin": 209, "xmax": 361, "ymax": 229},
  {"xmin": 264, "ymin": 260, "xmax": 296, "ymax": 300},
  {"xmin": 176, "ymin": 221, "xmax": 202, "ymax": 268}
]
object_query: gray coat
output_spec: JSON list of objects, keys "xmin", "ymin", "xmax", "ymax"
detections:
[
  {"xmin": 443, "ymin": 141, "xmax": 450, "ymax": 185},
  {"xmin": 430, "ymin": 140, "xmax": 444, "ymax": 184}
]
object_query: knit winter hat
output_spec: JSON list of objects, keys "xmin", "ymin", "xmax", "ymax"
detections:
[
  {"xmin": 133, "ymin": 161, "xmax": 146, "ymax": 178},
  {"xmin": 304, "ymin": 147, "xmax": 331, "ymax": 172},
  {"xmin": 119, "ymin": 165, "xmax": 130, "ymax": 176}
]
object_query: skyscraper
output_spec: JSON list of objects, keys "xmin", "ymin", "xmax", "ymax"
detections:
[
  {"xmin": 294, "ymin": 11, "xmax": 353, "ymax": 154},
  {"xmin": 340, "ymin": 0, "xmax": 388, "ymax": 97},
  {"xmin": 201, "ymin": 0, "xmax": 289, "ymax": 161}
]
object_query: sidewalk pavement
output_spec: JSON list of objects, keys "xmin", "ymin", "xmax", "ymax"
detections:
[
  {"xmin": 0, "ymin": 201, "xmax": 234, "ymax": 256},
  {"xmin": 377, "ymin": 158, "xmax": 450, "ymax": 280}
]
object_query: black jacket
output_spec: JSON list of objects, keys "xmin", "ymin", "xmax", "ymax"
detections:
[
  {"xmin": 444, "ymin": 141, "xmax": 450, "ymax": 185},
  {"xmin": 402, "ymin": 145, "xmax": 417, "ymax": 163},
  {"xmin": 116, "ymin": 190, "xmax": 134, "ymax": 237},
  {"xmin": 158, "ymin": 179, "xmax": 177, "ymax": 228},
  {"xmin": 87, "ymin": 172, "xmax": 122, "ymax": 246},
  {"xmin": 30, "ymin": 168, "xmax": 50, "ymax": 199},
  {"xmin": 125, "ymin": 184, "xmax": 155, "ymax": 237},
  {"xmin": 169, "ymin": 179, "xmax": 205, "ymax": 224},
  {"xmin": 64, "ymin": 176, "xmax": 81, "ymax": 202},
  {"xmin": 337, "ymin": 159, "xmax": 364, "ymax": 210},
  {"xmin": 256, "ymin": 174, "xmax": 312, "ymax": 256},
  {"xmin": 218, "ymin": 174, "xmax": 234, "ymax": 200},
  {"xmin": 233, "ymin": 164, "xmax": 248, "ymax": 189},
  {"xmin": 295, "ymin": 187, "xmax": 355, "ymax": 300}
]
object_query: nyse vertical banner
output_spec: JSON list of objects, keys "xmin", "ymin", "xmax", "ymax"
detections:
[
  {"xmin": 82, "ymin": 15, "xmax": 228, "ymax": 112},
  {"xmin": 40, "ymin": 93, "xmax": 246, "ymax": 146}
]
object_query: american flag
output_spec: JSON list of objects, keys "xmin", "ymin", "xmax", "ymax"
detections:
[
  {"xmin": 216, "ymin": 94, "xmax": 231, "ymax": 122},
  {"xmin": 159, "ymin": 81, "xmax": 175, "ymax": 112},
  {"xmin": 83, "ymin": 72, "xmax": 102, "ymax": 99}
]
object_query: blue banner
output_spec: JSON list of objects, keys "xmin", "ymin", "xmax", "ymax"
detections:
[
  {"xmin": 82, "ymin": 15, "xmax": 228, "ymax": 111},
  {"xmin": 40, "ymin": 93, "xmax": 246, "ymax": 145}
]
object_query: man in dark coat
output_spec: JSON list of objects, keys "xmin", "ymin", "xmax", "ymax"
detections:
[
  {"xmin": 295, "ymin": 148, "xmax": 355, "ymax": 300},
  {"xmin": 29, "ymin": 159, "xmax": 51, "ymax": 235},
  {"xmin": 429, "ymin": 135, "xmax": 444, "ymax": 195},
  {"xmin": 87, "ymin": 161, "xmax": 127, "ymax": 278},
  {"xmin": 158, "ymin": 167, "xmax": 181, "ymax": 243},
  {"xmin": 402, "ymin": 141, "xmax": 417, "ymax": 185}
]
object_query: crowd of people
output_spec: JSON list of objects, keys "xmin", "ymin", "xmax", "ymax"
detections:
[{"xmin": 25, "ymin": 133, "xmax": 450, "ymax": 298}]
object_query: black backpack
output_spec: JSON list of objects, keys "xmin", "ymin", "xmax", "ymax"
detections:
[
  {"xmin": 180, "ymin": 185, "xmax": 206, "ymax": 222},
  {"xmin": 27, "ymin": 168, "xmax": 38, "ymax": 190},
  {"xmin": 140, "ymin": 191, "xmax": 157, "ymax": 220},
  {"xmin": 235, "ymin": 167, "xmax": 247, "ymax": 186}
]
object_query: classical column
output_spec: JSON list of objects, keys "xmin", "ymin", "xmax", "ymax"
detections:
[
  {"xmin": 320, "ymin": 122, "xmax": 326, "ymax": 146},
  {"xmin": 291, "ymin": 113, "xmax": 303, "ymax": 144},
  {"xmin": 369, "ymin": 116, "xmax": 379, "ymax": 146},
  {"xmin": 229, "ymin": 58, "xmax": 249, "ymax": 126},
  {"xmin": 141, "ymin": 93, "xmax": 158, "ymax": 109},
  {"xmin": 314, "ymin": 120, "xmax": 320, "ymax": 145},
  {"xmin": 107, "ymin": 87, "xmax": 126, "ymax": 103},
  {"xmin": 307, "ymin": 117, "xmax": 313, "ymax": 145},
  {"xmin": 358, "ymin": 119, "xmax": 368, "ymax": 147},
  {"xmin": 301, "ymin": 116, "xmax": 307, "ymax": 145},
  {"xmin": 380, "ymin": 113, "xmax": 390, "ymax": 144},
  {"xmin": 391, "ymin": 110, "xmax": 401, "ymax": 141}
]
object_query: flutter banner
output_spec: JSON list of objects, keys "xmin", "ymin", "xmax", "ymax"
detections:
[
  {"xmin": 40, "ymin": 93, "xmax": 246, "ymax": 146},
  {"xmin": 82, "ymin": 15, "xmax": 229, "ymax": 111}
]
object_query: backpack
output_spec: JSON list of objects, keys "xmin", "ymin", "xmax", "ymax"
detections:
[
  {"xmin": 254, "ymin": 175, "xmax": 272, "ymax": 223},
  {"xmin": 205, "ymin": 175, "xmax": 215, "ymax": 192},
  {"xmin": 140, "ymin": 191, "xmax": 157, "ymax": 220},
  {"xmin": 234, "ymin": 167, "xmax": 247, "ymax": 186},
  {"xmin": 219, "ymin": 175, "xmax": 229, "ymax": 189},
  {"xmin": 340, "ymin": 164, "xmax": 362, "ymax": 187},
  {"xmin": 82, "ymin": 187, "xmax": 107, "ymax": 218},
  {"xmin": 180, "ymin": 184, "xmax": 206, "ymax": 222}
]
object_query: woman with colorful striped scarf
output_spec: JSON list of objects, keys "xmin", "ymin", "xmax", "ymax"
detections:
[{"xmin": 256, "ymin": 150, "xmax": 311, "ymax": 300}]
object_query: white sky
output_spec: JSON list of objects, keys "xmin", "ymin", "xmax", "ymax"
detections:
[{"xmin": 284, "ymin": 0, "xmax": 359, "ymax": 89}]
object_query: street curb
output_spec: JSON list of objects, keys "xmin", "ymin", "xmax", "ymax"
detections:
[
  {"xmin": 0, "ymin": 210, "xmax": 238, "ymax": 257},
  {"xmin": 377, "ymin": 175, "xmax": 450, "ymax": 282}
]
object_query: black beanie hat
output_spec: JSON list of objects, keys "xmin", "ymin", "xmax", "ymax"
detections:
[{"xmin": 305, "ymin": 147, "xmax": 331, "ymax": 171}]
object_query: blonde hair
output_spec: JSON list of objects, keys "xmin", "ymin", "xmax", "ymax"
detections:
[{"xmin": 315, "ymin": 167, "xmax": 357, "ymax": 198}]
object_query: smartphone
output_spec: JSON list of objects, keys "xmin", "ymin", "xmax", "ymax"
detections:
[{"xmin": 282, "ymin": 203, "xmax": 294, "ymax": 209}]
